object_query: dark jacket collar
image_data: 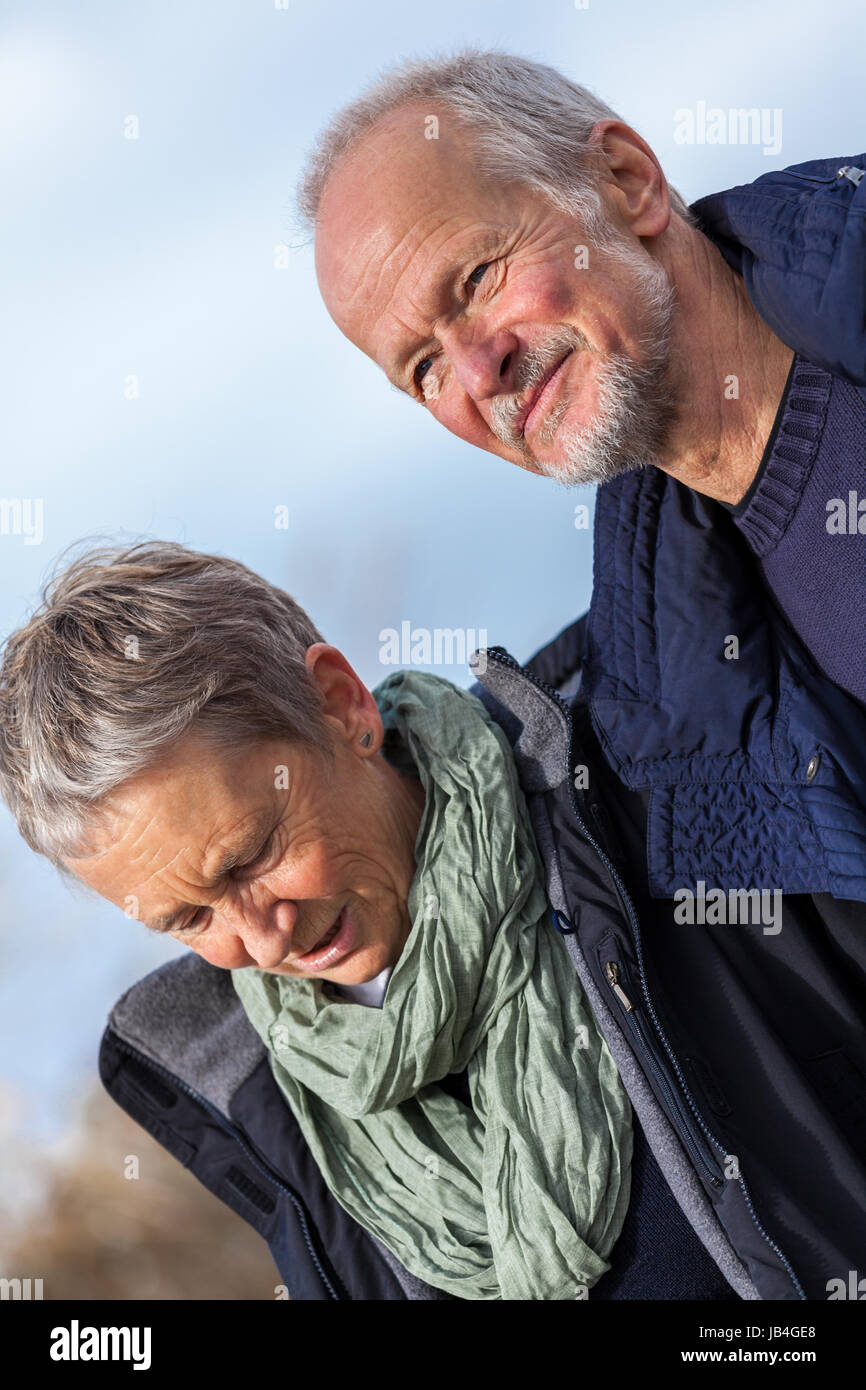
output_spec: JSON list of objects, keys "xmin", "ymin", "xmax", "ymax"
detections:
[{"xmin": 689, "ymin": 153, "xmax": 866, "ymax": 393}]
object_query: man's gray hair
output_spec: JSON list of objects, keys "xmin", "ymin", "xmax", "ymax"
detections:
[
  {"xmin": 0, "ymin": 541, "xmax": 330, "ymax": 869},
  {"xmin": 297, "ymin": 47, "xmax": 697, "ymax": 245}
]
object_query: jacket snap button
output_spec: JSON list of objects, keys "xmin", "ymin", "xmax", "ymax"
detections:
[
  {"xmin": 552, "ymin": 909, "xmax": 578, "ymax": 935},
  {"xmin": 805, "ymin": 753, "xmax": 821, "ymax": 783}
]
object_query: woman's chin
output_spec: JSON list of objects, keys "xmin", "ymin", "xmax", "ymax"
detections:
[{"xmin": 323, "ymin": 944, "xmax": 387, "ymax": 985}]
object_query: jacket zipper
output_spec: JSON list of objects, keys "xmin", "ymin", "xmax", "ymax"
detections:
[
  {"xmin": 106, "ymin": 1030, "xmax": 345, "ymax": 1300},
  {"xmin": 480, "ymin": 646, "xmax": 806, "ymax": 1299},
  {"xmin": 782, "ymin": 168, "xmax": 852, "ymax": 185},
  {"xmin": 483, "ymin": 646, "xmax": 723, "ymax": 1178},
  {"xmin": 603, "ymin": 959, "xmax": 722, "ymax": 1187},
  {"xmin": 605, "ymin": 960, "xmax": 633, "ymax": 1012}
]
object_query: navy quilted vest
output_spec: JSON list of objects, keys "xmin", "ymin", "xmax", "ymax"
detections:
[{"xmin": 584, "ymin": 467, "xmax": 866, "ymax": 902}]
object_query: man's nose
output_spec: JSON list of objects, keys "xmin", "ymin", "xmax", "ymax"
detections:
[
  {"xmin": 443, "ymin": 325, "xmax": 520, "ymax": 401},
  {"xmin": 225, "ymin": 897, "xmax": 297, "ymax": 970}
]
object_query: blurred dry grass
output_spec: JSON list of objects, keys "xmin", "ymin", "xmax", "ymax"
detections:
[{"xmin": 2, "ymin": 1083, "xmax": 283, "ymax": 1299}]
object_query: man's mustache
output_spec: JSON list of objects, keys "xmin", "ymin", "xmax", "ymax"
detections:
[{"xmin": 489, "ymin": 328, "xmax": 590, "ymax": 448}]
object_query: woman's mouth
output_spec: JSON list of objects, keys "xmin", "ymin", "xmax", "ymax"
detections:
[{"xmin": 292, "ymin": 907, "xmax": 358, "ymax": 973}]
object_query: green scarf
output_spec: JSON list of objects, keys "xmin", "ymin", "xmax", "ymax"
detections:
[{"xmin": 231, "ymin": 670, "xmax": 632, "ymax": 1300}]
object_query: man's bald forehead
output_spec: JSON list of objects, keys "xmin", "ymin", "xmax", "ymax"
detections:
[
  {"xmin": 316, "ymin": 98, "xmax": 483, "ymax": 218},
  {"xmin": 313, "ymin": 102, "xmax": 526, "ymax": 337}
]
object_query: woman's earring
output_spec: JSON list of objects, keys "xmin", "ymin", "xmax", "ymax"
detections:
[{"xmin": 360, "ymin": 731, "xmax": 373, "ymax": 748}]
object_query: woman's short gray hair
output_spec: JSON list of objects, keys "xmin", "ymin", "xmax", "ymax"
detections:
[
  {"xmin": 297, "ymin": 47, "xmax": 697, "ymax": 245},
  {"xmin": 0, "ymin": 541, "xmax": 329, "ymax": 868}
]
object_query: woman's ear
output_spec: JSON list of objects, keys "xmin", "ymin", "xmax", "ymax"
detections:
[{"xmin": 304, "ymin": 644, "xmax": 382, "ymax": 752}]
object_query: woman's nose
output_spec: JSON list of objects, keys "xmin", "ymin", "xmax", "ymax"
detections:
[{"xmin": 227, "ymin": 897, "xmax": 296, "ymax": 970}]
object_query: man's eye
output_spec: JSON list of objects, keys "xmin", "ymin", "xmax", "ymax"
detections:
[
  {"xmin": 414, "ymin": 356, "xmax": 434, "ymax": 387},
  {"xmin": 467, "ymin": 262, "xmax": 490, "ymax": 287}
]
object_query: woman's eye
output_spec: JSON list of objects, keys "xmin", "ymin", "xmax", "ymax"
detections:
[
  {"xmin": 179, "ymin": 908, "xmax": 208, "ymax": 935},
  {"xmin": 239, "ymin": 829, "xmax": 282, "ymax": 878},
  {"xmin": 467, "ymin": 262, "xmax": 490, "ymax": 287}
]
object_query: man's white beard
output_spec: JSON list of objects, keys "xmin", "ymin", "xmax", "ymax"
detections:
[{"xmin": 492, "ymin": 244, "xmax": 679, "ymax": 489}]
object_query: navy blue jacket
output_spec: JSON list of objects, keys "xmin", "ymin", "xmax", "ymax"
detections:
[{"xmin": 584, "ymin": 155, "xmax": 866, "ymax": 904}]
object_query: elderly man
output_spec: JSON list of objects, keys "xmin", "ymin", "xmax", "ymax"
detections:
[
  {"xmin": 299, "ymin": 47, "xmax": 866, "ymax": 939},
  {"xmin": 302, "ymin": 48, "xmax": 866, "ymax": 712}
]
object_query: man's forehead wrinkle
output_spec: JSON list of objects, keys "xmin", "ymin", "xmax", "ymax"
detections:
[
  {"xmin": 369, "ymin": 216, "xmax": 505, "ymax": 381},
  {"xmin": 398, "ymin": 215, "xmax": 490, "ymax": 306},
  {"xmin": 351, "ymin": 209, "xmax": 468, "ymax": 341},
  {"xmin": 319, "ymin": 107, "xmax": 509, "ymax": 349},
  {"xmin": 326, "ymin": 219, "xmax": 393, "ymax": 314}
]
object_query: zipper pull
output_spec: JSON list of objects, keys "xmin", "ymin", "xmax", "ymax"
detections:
[{"xmin": 605, "ymin": 961, "xmax": 634, "ymax": 1012}]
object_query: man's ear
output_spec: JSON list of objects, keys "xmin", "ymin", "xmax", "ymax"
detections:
[
  {"xmin": 586, "ymin": 120, "xmax": 671, "ymax": 240},
  {"xmin": 304, "ymin": 643, "xmax": 383, "ymax": 751}
]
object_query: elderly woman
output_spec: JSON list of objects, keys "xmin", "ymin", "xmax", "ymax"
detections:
[
  {"xmin": 0, "ymin": 541, "xmax": 751, "ymax": 1301},
  {"xmin": 0, "ymin": 540, "xmax": 631, "ymax": 1299}
]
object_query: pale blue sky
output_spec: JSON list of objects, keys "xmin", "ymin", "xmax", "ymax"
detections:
[{"xmin": 1, "ymin": 0, "xmax": 862, "ymax": 1168}]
